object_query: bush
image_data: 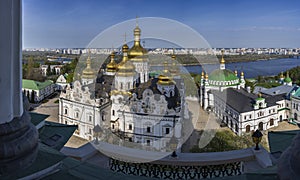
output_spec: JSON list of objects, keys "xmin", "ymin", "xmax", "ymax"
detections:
[{"xmin": 190, "ymin": 129, "xmax": 254, "ymax": 153}]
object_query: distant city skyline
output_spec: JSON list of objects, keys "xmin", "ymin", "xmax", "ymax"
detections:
[{"xmin": 23, "ymin": 0, "xmax": 300, "ymax": 48}]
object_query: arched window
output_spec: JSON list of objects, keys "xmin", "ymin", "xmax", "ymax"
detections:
[
  {"xmin": 280, "ymin": 115, "xmax": 283, "ymax": 121},
  {"xmin": 120, "ymin": 83, "xmax": 123, "ymax": 90},
  {"xmin": 64, "ymin": 108, "xmax": 68, "ymax": 115},
  {"xmin": 112, "ymin": 110, "xmax": 115, "ymax": 116},
  {"xmin": 246, "ymin": 125, "xmax": 250, "ymax": 133},
  {"xmin": 258, "ymin": 122, "xmax": 263, "ymax": 131},
  {"xmin": 128, "ymin": 82, "xmax": 130, "ymax": 89},
  {"xmin": 270, "ymin": 119, "xmax": 274, "ymax": 126},
  {"xmin": 294, "ymin": 113, "xmax": 298, "ymax": 121},
  {"xmin": 235, "ymin": 124, "xmax": 238, "ymax": 133}
]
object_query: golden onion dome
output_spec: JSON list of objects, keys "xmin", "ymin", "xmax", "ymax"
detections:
[
  {"xmin": 234, "ymin": 70, "xmax": 238, "ymax": 76},
  {"xmin": 106, "ymin": 51, "xmax": 117, "ymax": 72},
  {"xmin": 128, "ymin": 25, "xmax": 147, "ymax": 60},
  {"xmin": 241, "ymin": 71, "xmax": 244, "ymax": 76},
  {"xmin": 122, "ymin": 44, "xmax": 129, "ymax": 51},
  {"xmin": 158, "ymin": 61, "xmax": 175, "ymax": 85},
  {"xmin": 169, "ymin": 54, "xmax": 180, "ymax": 75},
  {"xmin": 280, "ymin": 71, "xmax": 284, "ymax": 79},
  {"xmin": 82, "ymin": 51, "xmax": 95, "ymax": 79},
  {"xmin": 205, "ymin": 73, "xmax": 209, "ymax": 80},
  {"xmin": 201, "ymin": 71, "xmax": 205, "ymax": 77},
  {"xmin": 117, "ymin": 44, "xmax": 136, "ymax": 76}
]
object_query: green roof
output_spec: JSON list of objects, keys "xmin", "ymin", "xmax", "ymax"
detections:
[
  {"xmin": 1, "ymin": 143, "xmax": 67, "ymax": 180},
  {"xmin": 30, "ymin": 112, "xmax": 49, "ymax": 126},
  {"xmin": 268, "ymin": 130, "xmax": 300, "ymax": 153},
  {"xmin": 292, "ymin": 88, "xmax": 300, "ymax": 98},
  {"xmin": 284, "ymin": 77, "xmax": 292, "ymax": 83},
  {"xmin": 256, "ymin": 97, "xmax": 265, "ymax": 101},
  {"xmin": 209, "ymin": 69, "xmax": 239, "ymax": 82},
  {"xmin": 39, "ymin": 121, "xmax": 77, "ymax": 151},
  {"xmin": 22, "ymin": 79, "xmax": 53, "ymax": 90}
]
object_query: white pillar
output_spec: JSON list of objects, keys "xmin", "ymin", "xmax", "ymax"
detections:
[{"xmin": 0, "ymin": 0, "xmax": 23, "ymax": 123}]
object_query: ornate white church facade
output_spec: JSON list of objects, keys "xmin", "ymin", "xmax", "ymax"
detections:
[{"xmin": 59, "ymin": 24, "xmax": 188, "ymax": 150}]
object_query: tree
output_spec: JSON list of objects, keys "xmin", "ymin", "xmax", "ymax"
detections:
[
  {"xmin": 66, "ymin": 73, "xmax": 74, "ymax": 83},
  {"xmin": 46, "ymin": 65, "xmax": 52, "ymax": 76},
  {"xmin": 26, "ymin": 56, "xmax": 34, "ymax": 79}
]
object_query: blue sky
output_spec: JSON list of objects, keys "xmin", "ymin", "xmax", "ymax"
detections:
[{"xmin": 23, "ymin": 0, "xmax": 300, "ymax": 48}]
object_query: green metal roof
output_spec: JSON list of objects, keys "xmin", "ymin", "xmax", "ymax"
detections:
[
  {"xmin": 284, "ymin": 77, "xmax": 292, "ymax": 83},
  {"xmin": 209, "ymin": 69, "xmax": 239, "ymax": 82},
  {"xmin": 268, "ymin": 130, "xmax": 300, "ymax": 153},
  {"xmin": 39, "ymin": 121, "xmax": 77, "ymax": 151},
  {"xmin": 22, "ymin": 79, "xmax": 53, "ymax": 90},
  {"xmin": 292, "ymin": 88, "xmax": 300, "ymax": 98},
  {"xmin": 1, "ymin": 143, "xmax": 67, "ymax": 180},
  {"xmin": 30, "ymin": 112, "xmax": 49, "ymax": 126},
  {"xmin": 256, "ymin": 97, "xmax": 265, "ymax": 101}
]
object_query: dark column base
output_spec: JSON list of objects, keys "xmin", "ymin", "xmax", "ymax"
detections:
[{"xmin": 0, "ymin": 111, "xmax": 38, "ymax": 175}]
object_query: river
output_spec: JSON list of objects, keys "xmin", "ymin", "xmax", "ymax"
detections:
[{"xmin": 184, "ymin": 58, "xmax": 300, "ymax": 78}]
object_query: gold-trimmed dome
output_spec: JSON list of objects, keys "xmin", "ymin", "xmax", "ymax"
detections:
[
  {"xmin": 158, "ymin": 61, "xmax": 175, "ymax": 85},
  {"xmin": 169, "ymin": 54, "xmax": 180, "ymax": 75},
  {"xmin": 128, "ymin": 25, "xmax": 147, "ymax": 61},
  {"xmin": 82, "ymin": 50, "xmax": 95, "ymax": 79},
  {"xmin": 117, "ymin": 44, "xmax": 136, "ymax": 76},
  {"xmin": 106, "ymin": 51, "xmax": 117, "ymax": 72}
]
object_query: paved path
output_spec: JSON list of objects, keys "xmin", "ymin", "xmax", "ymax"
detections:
[{"xmin": 32, "ymin": 94, "xmax": 59, "ymax": 123}]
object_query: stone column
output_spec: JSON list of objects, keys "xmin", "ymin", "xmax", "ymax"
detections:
[
  {"xmin": 0, "ymin": 0, "xmax": 38, "ymax": 175},
  {"xmin": 0, "ymin": 0, "xmax": 23, "ymax": 122}
]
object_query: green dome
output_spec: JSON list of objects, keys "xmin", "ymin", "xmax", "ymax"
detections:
[
  {"xmin": 284, "ymin": 77, "xmax": 292, "ymax": 83},
  {"xmin": 209, "ymin": 69, "xmax": 239, "ymax": 82}
]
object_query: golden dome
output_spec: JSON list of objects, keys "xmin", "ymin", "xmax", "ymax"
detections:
[
  {"xmin": 280, "ymin": 71, "xmax": 284, "ymax": 79},
  {"xmin": 117, "ymin": 44, "xmax": 136, "ymax": 76},
  {"xmin": 158, "ymin": 61, "xmax": 175, "ymax": 85},
  {"xmin": 234, "ymin": 70, "xmax": 238, "ymax": 76},
  {"xmin": 169, "ymin": 54, "xmax": 180, "ymax": 75},
  {"xmin": 82, "ymin": 50, "xmax": 95, "ymax": 79},
  {"xmin": 241, "ymin": 71, "xmax": 244, "ymax": 76},
  {"xmin": 128, "ymin": 25, "xmax": 147, "ymax": 61},
  {"xmin": 122, "ymin": 44, "xmax": 129, "ymax": 51},
  {"xmin": 205, "ymin": 73, "xmax": 209, "ymax": 80},
  {"xmin": 201, "ymin": 71, "xmax": 204, "ymax": 77},
  {"xmin": 171, "ymin": 54, "xmax": 176, "ymax": 60},
  {"xmin": 106, "ymin": 51, "xmax": 117, "ymax": 72}
]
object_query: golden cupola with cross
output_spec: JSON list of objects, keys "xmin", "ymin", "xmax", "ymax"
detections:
[
  {"xmin": 82, "ymin": 50, "xmax": 95, "ymax": 79},
  {"xmin": 116, "ymin": 43, "xmax": 136, "ymax": 77},
  {"xmin": 169, "ymin": 51, "xmax": 180, "ymax": 76},
  {"xmin": 158, "ymin": 61, "xmax": 175, "ymax": 86},
  {"xmin": 106, "ymin": 51, "xmax": 118, "ymax": 73},
  {"xmin": 128, "ymin": 18, "xmax": 148, "ymax": 61}
]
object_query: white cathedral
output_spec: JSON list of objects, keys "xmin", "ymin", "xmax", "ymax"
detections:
[
  {"xmin": 59, "ymin": 24, "xmax": 188, "ymax": 150},
  {"xmin": 199, "ymin": 52, "xmax": 297, "ymax": 135}
]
